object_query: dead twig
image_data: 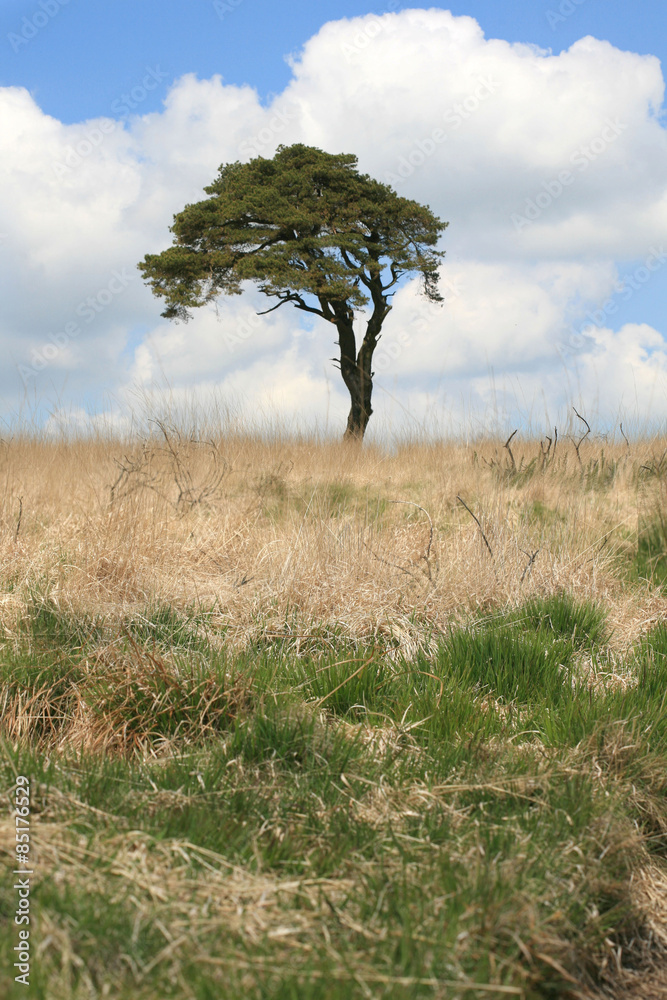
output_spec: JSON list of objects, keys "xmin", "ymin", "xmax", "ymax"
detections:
[
  {"xmin": 504, "ymin": 430, "xmax": 518, "ymax": 471},
  {"xmin": 619, "ymin": 422, "xmax": 630, "ymax": 450},
  {"xmin": 540, "ymin": 436, "xmax": 552, "ymax": 467},
  {"xmin": 313, "ymin": 655, "xmax": 376, "ymax": 709},
  {"xmin": 154, "ymin": 420, "xmax": 228, "ymax": 509},
  {"xmin": 540, "ymin": 427, "xmax": 558, "ymax": 468},
  {"xmin": 362, "ymin": 541, "xmax": 424, "ymax": 585},
  {"xmin": 640, "ymin": 449, "xmax": 667, "ymax": 477},
  {"xmin": 387, "ymin": 500, "xmax": 435, "ymax": 580},
  {"xmin": 520, "ymin": 548, "xmax": 540, "ymax": 584},
  {"xmin": 14, "ymin": 496, "xmax": 22, "ymax": 543},
  {"xmin": 362, "ymin": 499, "xmax": 435, "ymax": 585},
  {"xmin": 572, "ymin": 408, "xmax": 591, "ymax": 467},
  {"xmin": 456, "ymin": 496, "xmax": 493, "ymax": 558},
  {"xmin": 110, "ymin": 443, "xmax": 161, "ymax": 505}
]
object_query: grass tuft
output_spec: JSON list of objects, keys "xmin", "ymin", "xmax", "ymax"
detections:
[
  {"xmin": 516, "ymin": 590, "xmax": 609, "ymax": 649},
  {"xmin": 80, "ymin": 639, "xmax": 251, "ymax": 752}
]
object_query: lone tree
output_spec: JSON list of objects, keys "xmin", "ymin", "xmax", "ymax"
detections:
[{"xmin": 138, "ymin": 144, "xmax": 447, "ymax": 439}]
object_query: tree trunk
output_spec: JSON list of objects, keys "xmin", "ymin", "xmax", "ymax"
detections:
[
  {"xmin": 336, "ymin": 320, "xmax": 374, "ymax": 440},
  {"xmin": 344, "ymin": 379, "xmax": 372, "ymax": 439},
  {"xmin": 332, "ymin": 279, "xmax": 390, "ymax": 441}
]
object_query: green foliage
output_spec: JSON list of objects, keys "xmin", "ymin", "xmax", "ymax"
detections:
[
  {"xmin": 83, "ymin": 643, "xmax": 250, "ymax": 748},
  {"xmin": 226, "ymin": 703, "xmax": 364, "ymax": 776},
  {"xmin": 636, "ymin": 449, "xmax": 667, "ymax": 481},
  {"xmin": 0, "ymin": 710, "xmax": 649, "ymax": 999},
  {"xmin": 505, "ymin": 455, "xmax": 540, "ymax": 486},
  {"xmin": 23, "ymin": 591, "xmax": 103, "ymax": 653},
  {"xmin": 632, "ymin": 622, "xmax": 667, "ymax": 705},
  {"xmin": 139, "ymin": 144, "xmax": 447, "ymax": 323},
  {"xmin": 294, "ymin": 653, "xmax": 391, "ymax": 719},
  {"xmin": 0, "ymin": 649, "xmax": 84, "ymax": 743}
]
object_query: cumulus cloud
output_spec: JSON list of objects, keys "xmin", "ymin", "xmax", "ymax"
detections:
[{"xmin": 1, "ymin": 8, "xmax": 666, "ymax": 433}]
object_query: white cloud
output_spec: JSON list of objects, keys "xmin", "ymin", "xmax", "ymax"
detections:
[{"xmin": 0, "ymin": 8, "xmax": 666, "ymax": 434}]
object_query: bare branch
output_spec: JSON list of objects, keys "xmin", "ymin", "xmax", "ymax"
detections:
[
  {"xmin": 456, "ymin": 496, "xmax": 493, "ymax": 558},
  {"xmin": 572, "ymin": 408, "xmax": 591, "ymax": 467},
  {"xmin": 388, "ymin": 500, "xmax": 435, "ymax": 579},
  {"xmin": 520, "ymin": 548, "xmax": 539, "ymax": 585},
  {"xmin": 380, "ymin": 263, "xmax": 405, "ymax": 292},
  {"xmin": 362, "ymin": 539, "xmax": 424, "ymax": 584},
  {"xmin": 255, "ymin": 297, "xmax": 291, "ymax": 316},
  {"xmin": 504, "ymin": 430, "xmax": 518, "ymax": 472},
  {"xmin": 14, "ymin": 496, "xmax": 22, "ymax": 544},
  {"xmin": 256, "ymin": 290, "xmax": 328, "ymax": 320},
  {"xmin": 573, "ymin": 407, "xmax": 590, "ymax": 435},
  {"xmin": 540, "ymin": 436, "xmax": 552, "ymax": 467}
]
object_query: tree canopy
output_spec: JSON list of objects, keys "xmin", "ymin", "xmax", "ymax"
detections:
[{"xmin": 139, "ymin": 143, "xmax": 448, "ymax": 438}]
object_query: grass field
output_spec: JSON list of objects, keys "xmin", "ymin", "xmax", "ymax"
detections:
[{"xmin": 2, "ymin": 422, "xmax": 667, "ymax": 998}]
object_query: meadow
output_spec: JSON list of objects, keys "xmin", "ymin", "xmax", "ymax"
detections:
[{"xmin": 1, "ymin": 418, "xmax": 667, "ymax": 998}]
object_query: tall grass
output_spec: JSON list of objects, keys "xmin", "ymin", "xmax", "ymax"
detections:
[
  {"xmin": 0, "ymin": 423, "xmax": 664, "ymax": 652},
  {"xmin": 2, "ymin": 424, "xmax": 667, "ymax": 998}
]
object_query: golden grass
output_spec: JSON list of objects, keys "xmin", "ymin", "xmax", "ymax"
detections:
[{"xmin": 1, "ymin": 427, "xmax": 665, "ymax": 651}]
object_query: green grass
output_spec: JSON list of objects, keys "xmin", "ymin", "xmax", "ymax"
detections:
[
  {"xmin": 523, "ymin": 499, "xmax": 565, "ymax": 526},
  {"xmin": 514, "ymin": 591, "xmax": 609, "ymax": 648},
  {"xmin": 255, "ymin": 477, "xmax": 390, "ymax": 524},
  {"xmin": 123, "ymin": 600, "xmax": 216, "ymax": 653},
  {"xmin": 1, "ymin": 594, "xmax": 666, "ymax": 998},
  {"xmin": 634, "ymin": 511, "xmax": 667, "ymax": 588}
]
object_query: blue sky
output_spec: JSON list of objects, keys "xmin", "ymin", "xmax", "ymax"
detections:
[
  {"xmin": 1, "ymin": 1, "xmax": 666, "ymax": 434},
  {"xmin": 2, "ymin": 0, "xmax": 665, "ymax": 124}
]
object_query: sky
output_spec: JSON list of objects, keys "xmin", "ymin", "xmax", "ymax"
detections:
[{"xmin": 1, "ymin": 0, "xmax": 666, "ymax": 437}]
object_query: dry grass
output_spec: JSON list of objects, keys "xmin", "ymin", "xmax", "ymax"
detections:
[{"xmin": 1, "ymin": 427, "xmax": 665, "ymax": 650}]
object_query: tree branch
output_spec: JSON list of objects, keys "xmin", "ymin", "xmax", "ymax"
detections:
[
  {"xmin": 256, "ymin": 289, "xmax": 328, "ymax": 320},
  {"xmin": 381, "ymin": 263, "xmax": 405, "ymax": 292}
]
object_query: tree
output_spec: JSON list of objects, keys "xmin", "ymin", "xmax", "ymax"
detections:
[{"xmin": 138, "ymin": 144, "xmax": 448, "ymax": 439}]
